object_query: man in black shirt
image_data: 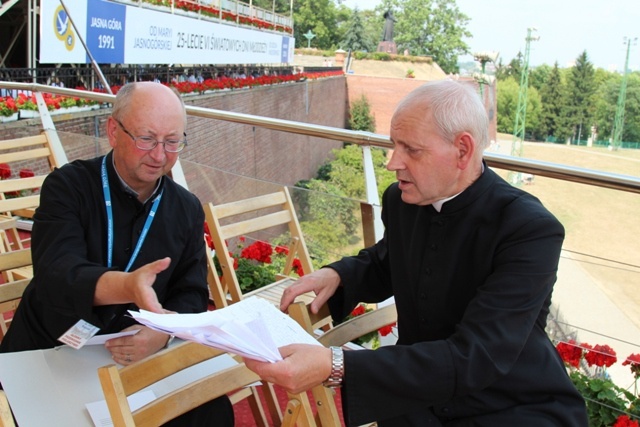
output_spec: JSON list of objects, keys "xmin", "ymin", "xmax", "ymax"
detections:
[{"xmin": 1, "ymin": 82, "xmax": 233, "ymax": 425}]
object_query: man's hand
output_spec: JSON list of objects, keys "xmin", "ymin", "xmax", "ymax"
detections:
[
  {"xmin": 94, "ymin": 257, "xmax": 171, "ymax": 313},
  {"xmin": 105, "ymin": 325, "xmax": 170, "ymax": 365},
  {"xmin": 280, "ymin": 268, "xmax": 341, "ymax": 314},
  {"xmin": 125, "ymin": 257, "xmax": 171, "ymax": 313},
  {"xmin": 244, "ymin": 344, "xmax": 333, "ymax": 394}
]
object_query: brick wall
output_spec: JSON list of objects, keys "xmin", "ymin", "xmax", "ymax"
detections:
[
  {"xmin": 0, "ymin": 77, "xmax": 346, "ymax": 203},
  {"xmin": 346, "ymin": 75, "xmax": 497, "ymax": 141}
]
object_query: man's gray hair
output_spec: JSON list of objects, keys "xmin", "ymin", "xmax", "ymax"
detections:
[{"xmin": 399, "ymin": 79, "xmax": 490, "ymax": 151}]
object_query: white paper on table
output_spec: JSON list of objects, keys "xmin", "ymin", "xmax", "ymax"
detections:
[
  {"xmin": 129, "ymin": 296, "xmax": 321, "ymax": 362},
  {"xmin": 85, "ymin": 329, "xmax": 140, "ymax": 346},
  {"xmin": 86, "ymin": 390, "xmax": 156, "ymax": 427}
]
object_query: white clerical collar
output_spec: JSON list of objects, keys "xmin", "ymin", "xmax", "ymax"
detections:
[{"xmin": 431, "ymin": 163, "xmax": 485, "ymax": 212}]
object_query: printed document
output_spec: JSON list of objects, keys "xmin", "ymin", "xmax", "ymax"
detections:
[{"xmin": 129, "ymin": 296, "xmax": 321, "ymax": 362}]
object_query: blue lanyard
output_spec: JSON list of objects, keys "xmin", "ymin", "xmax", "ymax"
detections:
[{"xmin": 101, "ymin": 156, "xmax": 163, "ymax": 272}]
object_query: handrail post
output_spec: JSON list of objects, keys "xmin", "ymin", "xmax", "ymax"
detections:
[{"xmin": 362, "ymin": 145, "xmax": 383, "ymax": 243}]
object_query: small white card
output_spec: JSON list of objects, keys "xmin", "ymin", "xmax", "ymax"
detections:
[
  {"xmin": 86, "ymin": 390, "xmax": 156, "ymax": 427},
  {"xmin": 58, "ymin": 319, "xmax": 100, "ymax": 349}
]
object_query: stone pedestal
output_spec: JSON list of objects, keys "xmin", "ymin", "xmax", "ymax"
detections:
[
  {"xmin": 377, "ymin": 41, "xmax": 397, "ymax": 54},
  {"xmin": 334, "ymin": 49, "xmax": 346, "ymax": 67}
]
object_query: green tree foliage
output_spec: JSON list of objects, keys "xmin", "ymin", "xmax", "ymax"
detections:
[
  {"xmin": 593, "ymin": 73, "xmax": 640, "ymax": 144},
  {"xmin": 341, "ymin": 7, "xmax": 376, "ymax": 52},
  {"xmin": 293, "ymin": 0, "xmax": 340, "ymax": 49},
  {"xmin": 495, "ymin": 52, "xmax": 523, "ymax": 82},
  {"xmin": 496, "ymin": 77, "xmax": 542, "ymax": 140},
  {"xmin": 565, "ymin": 51, "xmax": 597, "ymax": 142},
  {"xmin": 251, "ymin": 0, "xmax": 290, "ymax": 13},
  {"xmin": 539, "ymin": 62, "xmax": 568, "ymax": 141},
  {"xmin": 348, "ymin": 94, "xmax": 376, "ymax": 132},
  {"xmin": 376, "ymin": 0, "xmax": 470, "ymax": 73},
  {"xmin": 529, "ymin": 64, "xmax": 552, "ymax": 92}
]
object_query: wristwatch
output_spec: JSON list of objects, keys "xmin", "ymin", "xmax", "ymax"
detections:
[{"xmin": 322, "ymin": 346, "xmax": 344, "ymax": 388}]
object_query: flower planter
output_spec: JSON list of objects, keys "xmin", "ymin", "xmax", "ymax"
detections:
[
  {"xmin": 18, "ymin": 110, "xmax": 39, "ymax": 119},
  {"xmin": 0, "ymin": 113, "xmax": 19, "ymax": 123}
]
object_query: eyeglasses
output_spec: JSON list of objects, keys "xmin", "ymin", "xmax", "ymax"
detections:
[{"xmin": 114, "ymin": 118, "xmax": 187, "ymax": 153}]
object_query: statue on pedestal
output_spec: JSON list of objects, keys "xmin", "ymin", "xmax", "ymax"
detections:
[{"xmin": 377, "ymin": 10, "xmax": 398, "ymax": 54}]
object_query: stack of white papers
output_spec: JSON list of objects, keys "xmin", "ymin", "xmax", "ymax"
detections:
[{"xmin": 129, "ymin": 296, "xmax": 321, "ymax": 362}]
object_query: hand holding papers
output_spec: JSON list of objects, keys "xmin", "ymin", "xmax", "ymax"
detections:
[{"xmin": 129, "ymin": 296, "xmax": 321, "ymax": 362}]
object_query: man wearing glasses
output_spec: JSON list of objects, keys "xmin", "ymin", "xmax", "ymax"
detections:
[{"xmin": 0, "ymin": 82, "xmax": 234, "ymax": 425}]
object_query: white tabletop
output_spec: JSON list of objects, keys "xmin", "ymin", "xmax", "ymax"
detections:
[{"xmin": 0, "ymin": 341, "xmax": 236, "ymax": 427}]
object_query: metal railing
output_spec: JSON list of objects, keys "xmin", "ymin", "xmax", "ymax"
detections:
[{"xmin": 2, "ymin": 81, "xmax": 639, "ymax": 196}]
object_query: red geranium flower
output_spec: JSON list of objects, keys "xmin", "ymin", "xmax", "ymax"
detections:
[
  {"xmin": 556, "ymin": 340, "xmax": 583, "ymax": 368},
  {"xmin": 622, "ymin": 353, "xmax": 640, "ymax": 379},
  {"xmin": 613, "ymin": 415, "xmax": 640, "ymax": 427},
  {"xmin": 584, "ymin": 344, "xmax": 617, "ymax": 368},
  {"xmin": 0, "ymin": 163, "xmax": 11, "ymax": 179}
]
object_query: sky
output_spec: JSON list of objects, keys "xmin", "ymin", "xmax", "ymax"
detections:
[{"xmin": 340, "ymin": 0, "xmax": 640, "ymax": 72}]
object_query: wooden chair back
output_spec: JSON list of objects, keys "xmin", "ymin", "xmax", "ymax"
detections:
[
  {"xmin": 0, "ymin": 249, "xmax": 32, "ymax": 341},
  {"xmin": 203, "ymin": 186, "xmax": 315, "ymax": 308},
  {"xmin": 0, "ymin": 132, "xmax": 64, "ymax": 252},
  {"xmin": 98, "ymin": 341, "xmax": 294, "ymax": 427},
  {"xmin": 288, "ymin": 301, "xmax": 398, "ymax": 427},
  {"xmin": 0, "ymin": 390, "xmax": 15, "ymax": 427}
]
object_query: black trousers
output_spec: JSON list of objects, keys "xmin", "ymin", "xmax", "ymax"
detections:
[{"xmin": 162, "ymin": 395, "xmax": 234, "ymax": 426}]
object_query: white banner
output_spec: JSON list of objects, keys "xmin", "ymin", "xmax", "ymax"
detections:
[{"xmin": 40, "ymin": 0, "xmax": 294, "ymax": 65}]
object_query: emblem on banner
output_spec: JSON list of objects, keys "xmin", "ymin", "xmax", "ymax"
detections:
[{"xmin": 53, "ymin": 5, "xmax": 75, "ymax": 51}]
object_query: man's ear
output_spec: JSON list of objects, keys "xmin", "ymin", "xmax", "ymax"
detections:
[
  {"xmin": 455, "ymin": 132, "xmax": 476, "ymax": 169},
  {"xmin": 106, "ymin": 116, "xmax": 118, "ymax": 149}
]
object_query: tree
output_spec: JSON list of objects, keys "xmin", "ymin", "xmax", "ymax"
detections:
[
  {"xmin": 539, "ymin": 62, "xmax": 568, "ymax": 141},
  {"xmin": 348, "ymin": 94, "xmax": 376, "ymax": 132},
  {"xmin": 341, "ymin": 7, "xmax": 376, "ymax": 52},
  {"xmin": 379, "ymin": 0, "xmax": 470, "ymax": 73},
  {"xmin": 496, "ymin": 77, "xmax": 542, "ymax": 139},
  {"xmin": 495, "ymin": 52, "xmax": 523, "ymax": 82},
  {"xmin": 293, "ymin": 0, "xmax": 340, "ymax": 49},
  {"xmin": 565, "ymin": 51, "xmax": 597, "ymax": 142},
  {"xmin": 529, "ymin": 64, "xmax": 552, "ymax": 92}
]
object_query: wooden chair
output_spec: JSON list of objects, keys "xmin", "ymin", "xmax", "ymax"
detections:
[
  {"xmin": 0, "ymin": 249, "xmax": 31, "ymax": 342},
  {"xmin": 0, "ymin": 390, "xmax": 15, "ymax": 427},
  {"xmin": 288, "ymin": 301, "xmax": 398, "ymax": 427},
  {"xmin": 203, "ymin": 186, "xmax": 331, "ymax": 326},
  {"xmin": 98, "ymin": 341, "xmax": 305, "ymax": 427},
  {"xmin": 0, "ymin": 132, "xmax": 65, "ymax": 254}
]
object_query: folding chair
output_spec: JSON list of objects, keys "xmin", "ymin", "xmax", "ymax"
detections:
[
  {"xmin": 288, "ymin": 301, "xmax": 398, "ymax": 427},
  {"xmin": 0, "ymin": 249, "xmax": 31, "ymax": 342},
  {"xmin": 0, "ymin": 390, "xmax": 15, "ymax": 427},
  {"xmin": 202, "ymin": 187, "xmax": 323, "ymax": 314},
  {"xmin": 98, "ymin": 341, "xmax": 303, "ymax": 427}
]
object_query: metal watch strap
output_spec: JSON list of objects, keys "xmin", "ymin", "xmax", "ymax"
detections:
[{"xmin": 322, "ymin": 346, "xmax": 344, "ymax": 388}]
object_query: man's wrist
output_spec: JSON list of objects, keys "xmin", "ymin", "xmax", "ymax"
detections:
[{"xmin": 322, "ymin": 346, "xmax": 344, "ymax": 388}]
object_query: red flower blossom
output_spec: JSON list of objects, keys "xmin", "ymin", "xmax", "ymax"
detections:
[
  {"xmin": 622, "ymin": 353, "xmax": 640, "ymax": 379},
  {"xmin": 292, "ymin": 258, "xmax": 304, "ymax": 276},
  {"xmin": 378, "ymin": 323, "xmax": 396, "ymax": 337},
  {"xmin": 349, "ymin": 304, "xmax": 367, "ymax": 317},
  {"xmin": 275, "ymin": 245, "xmax": 289, "ymax": 255},
  {"xmin": 584, "ymin": 344, "xmax": 617, "ymax": 368},
  {"xmin": 613, "ymin": 415, "xmax": 640, "ymax": 427},
  {"xmin": 19, "ymin": 168, "xmax": 34, "ymax": 178},
  {"xmin": 556, "ymin": 340, "xmax": 583, "ymax": 368},
  {"xmin": 240, "ymin": 240, "xmax": 273, "ymax": 264},
  {"xmin": 0, "ymin": 163, "xmax": 11, "ymax": 179}
]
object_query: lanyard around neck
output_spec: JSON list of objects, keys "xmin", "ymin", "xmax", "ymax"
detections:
[{"xmin": 101, "ymin": 156, "xmax": 163, "ymax": 272}]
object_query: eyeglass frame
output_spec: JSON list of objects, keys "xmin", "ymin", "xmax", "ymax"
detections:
[{"xmin": 113, "ymin": 118, "xmax": 187, "ymax": 153}]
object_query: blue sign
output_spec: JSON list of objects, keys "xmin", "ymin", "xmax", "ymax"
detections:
[
  {"xmin": 86, "ymin": 0, "xmax": 126, "ymax": 63},
  {"xmin": 281, "ymin": 36, "xmax": 290, "ymax": 63}
]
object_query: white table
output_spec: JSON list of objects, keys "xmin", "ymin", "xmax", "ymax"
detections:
[{"xmin": 0, "ymin": 341, "xmax": 236, "ymax": 426}]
